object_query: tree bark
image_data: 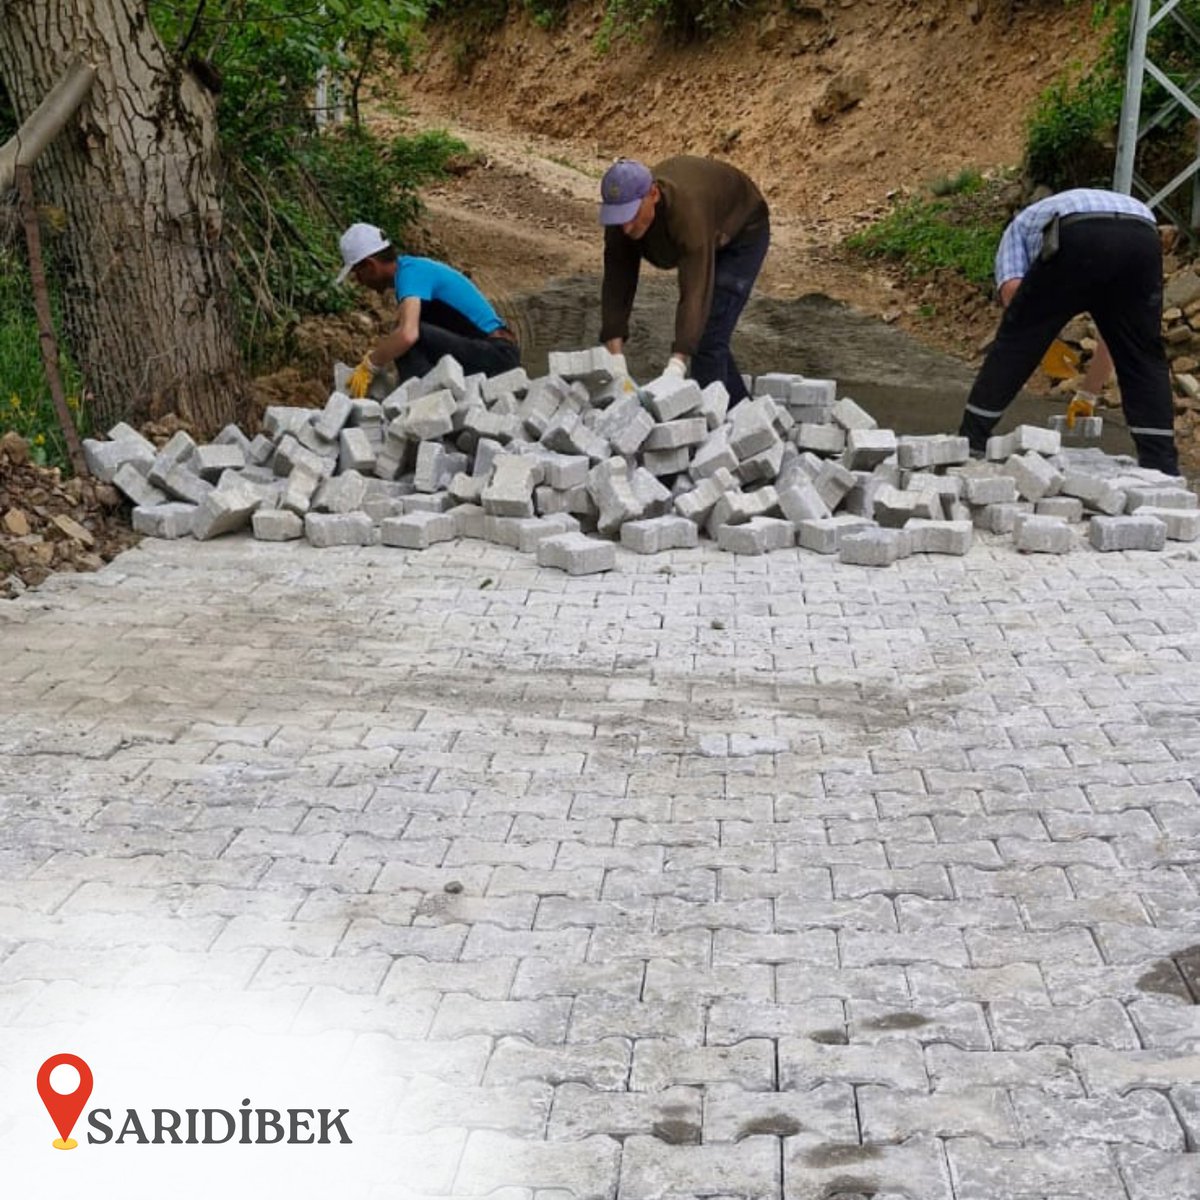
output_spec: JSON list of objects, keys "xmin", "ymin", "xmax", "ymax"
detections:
[{"xmin": 0, "ymin": 0, "xmax": 247, "ymax": 433}]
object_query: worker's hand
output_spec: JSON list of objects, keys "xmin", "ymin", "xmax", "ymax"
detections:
[
  {"xmin": 1066, "ymin": 390, "xmax": 1096, "ymax": 430},
  {"xmin": 662, "ymin": 356, "xmax": 687, "ymax": 381},
  {"xmin": 347, "ymin": 355, "xmax": 378, "ymax": 399},
  {"xmin": 606, "ymin": 351, "xmax": 638, "ymax": 396}
]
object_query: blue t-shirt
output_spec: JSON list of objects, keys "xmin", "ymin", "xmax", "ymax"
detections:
[{"xmin": 394, "ymin": 256, "xmax": 503, "ymax": 337}]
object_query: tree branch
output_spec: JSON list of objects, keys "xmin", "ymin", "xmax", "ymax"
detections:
[
  {"xmin": 176, "ymin": 0, "xmax": 208, "ymax": 60},
  {"xmin": 0, "ymin": 60, "xmax": 96, "ymax": 193}
]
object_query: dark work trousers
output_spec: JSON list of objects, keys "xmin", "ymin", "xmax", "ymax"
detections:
[
  {"xmin": 959, "ymin": 216, "xmax": 1178, "ymax": 474},
  {"xmin": 690, "ymin": 222, "xmax": 771, "ymax": 405},
  {"xmin": 395, "ymin": 322, "xmax": 521, "ymax": 382}
]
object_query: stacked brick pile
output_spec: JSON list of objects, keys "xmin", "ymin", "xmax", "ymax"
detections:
[
  {"xmin": 1163, "ymin": 265, "xmax": 1200, "ymax": 444},
  {"xmin": 82, "ymin": 347, "xmax": 1198, "ymax": 574}
]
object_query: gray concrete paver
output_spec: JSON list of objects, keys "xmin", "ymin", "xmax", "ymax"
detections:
[{"xmin": 4, "ymin": 534, "xmax": 1200, "ymax": 1195}]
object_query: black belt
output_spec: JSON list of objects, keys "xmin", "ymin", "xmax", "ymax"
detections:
[{"xmin": 1059, "ymin": 211, "xmax": 1156, "ymax": 229}]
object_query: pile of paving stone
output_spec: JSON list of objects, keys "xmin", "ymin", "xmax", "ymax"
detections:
[
  {"xmin": 1164, "ymin": 267, "xmax": 1200, "ymax": 441},
  {"xmin": 81, "ymin": 347, "xmax": 1199, "ymax": 574}
]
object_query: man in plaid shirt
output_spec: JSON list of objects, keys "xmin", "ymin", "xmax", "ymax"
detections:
[{"xmin": 958, "ymin": 188, "xmax": 1178, "ymax": 474}]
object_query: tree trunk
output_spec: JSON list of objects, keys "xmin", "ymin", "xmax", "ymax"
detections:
[{"xmin": 0, "ymin": 0, "xmax": 247, "ymax": 434}]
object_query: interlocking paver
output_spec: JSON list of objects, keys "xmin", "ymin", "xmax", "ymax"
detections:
[
  {"xmin": 547, "ymin": 1082, "xmax": 701, "ymax": 1141},
  {"xmin": 1010, "ymin": 1087, "xmax": 1184, "ymax": 1150},
  {"xmin": 859, "ymin": 1085, "xmax": 1018, "ymax": 1142},
  {"xmin": 5, "ymin": 527, "xmax": 1200, "ymax": 1194},
  {"xmin": 946, "ymin": 1137, "xmax": 1126, "ymax": 1199},
  {"xmin": 618, "ymin": 1135, "xmax": 779, "ymax": 1199}
]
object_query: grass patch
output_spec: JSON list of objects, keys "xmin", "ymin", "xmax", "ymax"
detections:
[{"xmin": 844, "ymin": 173, "xmax": 1011, "ymax": 292}]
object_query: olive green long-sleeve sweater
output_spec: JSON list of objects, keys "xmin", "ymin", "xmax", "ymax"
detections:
[{"xmin": 600, "ymin": 155, "xmax": 768, "ymax": 357}]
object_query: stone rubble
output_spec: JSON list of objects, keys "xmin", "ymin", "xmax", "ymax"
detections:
[{"xmin": 85, "ymin": 346, "xmax": 1199, "ymax": 574}]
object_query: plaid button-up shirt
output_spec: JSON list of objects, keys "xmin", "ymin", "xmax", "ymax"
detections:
[{"xmin": 994, "ymin": 188, "xmax": 1156, "ymax": 290}]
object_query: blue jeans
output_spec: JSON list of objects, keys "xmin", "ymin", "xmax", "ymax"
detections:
[{"xmin": 690, "ymin": 222, "xmax": 770, "ymax": 404}]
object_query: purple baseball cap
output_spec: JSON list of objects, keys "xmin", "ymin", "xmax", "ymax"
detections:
[{"xmin": 598, "ymin": 159, "xmax": 653, "ymax": 226}]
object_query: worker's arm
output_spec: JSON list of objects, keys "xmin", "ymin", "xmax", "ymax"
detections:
[
  {"xmin": 347, "ymin": 297, "xmax": 421, "ymax": 397},
  {"xmin": 998, "ymin": 277, "xmax": 1021, "ymax": 308},
  {"xmin": 1081, "ymin": 335, "xmax": 1114, "ymax": 394},
  {"xmin": 672, "ymin": 243, "xmax": 713, "ymax": 361},
  {"xmin": 600, "ymin": 229, "xmax": 642, "ymax": 348},
  {"xmin": 371, "ymin": 296, "xmax": 421, "ymax": 365},
  {"xmin": 1066, "ymin": 333, "xmax": 1113, "ymax": 430}
]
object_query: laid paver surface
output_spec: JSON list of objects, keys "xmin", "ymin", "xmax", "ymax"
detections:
[{"xmin": 3, "ymin": 534, "xmax": 1200, "ymax": 1198}]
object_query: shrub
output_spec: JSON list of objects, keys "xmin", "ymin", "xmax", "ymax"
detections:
[
  {"xmin": 1024, "ymin": 0, "xmax": 1200, "ymax": 196},
  {"xmin": 1025, "ymin": 67, "xmax": 1123, "ymax": 190}
]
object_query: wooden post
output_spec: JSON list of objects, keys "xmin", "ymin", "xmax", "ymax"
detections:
[{"xmin": 15, "ymin": 165, "xmax": 87, "ymax": 476}]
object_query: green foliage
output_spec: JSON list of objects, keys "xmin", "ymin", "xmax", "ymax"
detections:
[
  {"xmin": 427, "ymin": 0, "xmax": 577, "ymax": 66},
  {"xmin": 597, "ymin": 0, "xmax": 747, "ymax": 47},
  {"xmin": 1025, "ymin": 0, "xmax": 1200, "ymax": 193},
  {"xmin": 150, "ymin": 0, "xmax": 424, "ymax": 134},
  {"xmin": 845, "ymin": 183, "xmax": 1008, "ymax": 291},
  {"xmin": 0, "ymin": 250, "xmax": 88, "ymax": 470},
  {"xmin": 929, "ymin": 168, "xmax": 984, "ymax": 198},
  {"xmin": 427, "ymin": 0, "xmax": 570, "ymax": 33},
  {"xmin": 140, "ymin": 0, "xmax": 466, "ymax": 371},
  {"xmin": 1025, "ymin": 64, "xmax": 1124, "ymax": 190},
  {"xmin": 527, "ymin": 0, "xmax": 571, "ymax": 29},
  {"xmin": 427, "ymin": 0, "xmax": 747, "ymax": 52}
]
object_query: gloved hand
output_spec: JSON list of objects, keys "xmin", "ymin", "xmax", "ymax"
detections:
[
  {"xmin": 663, "ymin": 356, "xmax": 687, "ymax": 381},
  {"xmin": 607, "ymin": 351, "xmax": 638, "ymax": 396},
  {"xmin": 1066, "ymin": 389, "xmax": 1097, "ymax": 430},
  {"xmin": 347, "ymin": 354, "xmax": 378, "ymax": 400}
]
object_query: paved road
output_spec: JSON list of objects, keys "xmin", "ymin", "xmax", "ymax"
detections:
[{"xmin": 2, "ymin": 533, "xmax": 1200, "ymax": 1198}]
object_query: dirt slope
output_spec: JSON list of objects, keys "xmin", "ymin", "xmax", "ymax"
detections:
[{"xmin": 386, "ymin": 0, "xmax": 1103, "ymax": 223}]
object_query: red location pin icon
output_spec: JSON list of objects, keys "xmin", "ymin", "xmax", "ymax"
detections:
[{"xmin": 37, "ymin": 1053, "xmax": 93, "ymax": 1150}]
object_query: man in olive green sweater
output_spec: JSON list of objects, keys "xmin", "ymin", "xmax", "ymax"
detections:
[{"xmin": 598, "ymin": 156, "xmax": 770, "ymax": 404}]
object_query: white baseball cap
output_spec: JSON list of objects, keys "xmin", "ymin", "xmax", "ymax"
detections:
[{"xmin": 335, "ymin": 222, "xmax": 390, "ymax": 284}]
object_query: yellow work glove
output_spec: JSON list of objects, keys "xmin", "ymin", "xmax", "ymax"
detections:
[
  {"xmin": 347, "ymin": 355, "xmax": 378, "ymax": 399},
  {"xmin": 1066, "ymin": 390, "xmax": 1096, "ymax": 430}
]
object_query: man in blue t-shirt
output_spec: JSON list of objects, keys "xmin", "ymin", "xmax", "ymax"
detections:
[{"xmin": 336, "ymin": 223, "xmax": 520, "ymax": 398}]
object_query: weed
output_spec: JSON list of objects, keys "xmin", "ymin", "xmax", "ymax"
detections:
[
  {"xmin": 929, "ymin": 169, "xmax": 983, "ymax": 198},
  {"xmin": 845, "ymin": 176, "xmax": 1010, "ymax": 291}
]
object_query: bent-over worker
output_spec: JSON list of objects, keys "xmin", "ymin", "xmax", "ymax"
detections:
[
  {"xmin": 598, "ymin": 156, "xmax": 770, "ymax": 403},
  {"xmin": 336, "ymin": 223, "xmax": 520, "ymax": 399},
  {"xmin": 958, "ymin": 188, "xmax": 1178, "ymax": 474}
]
